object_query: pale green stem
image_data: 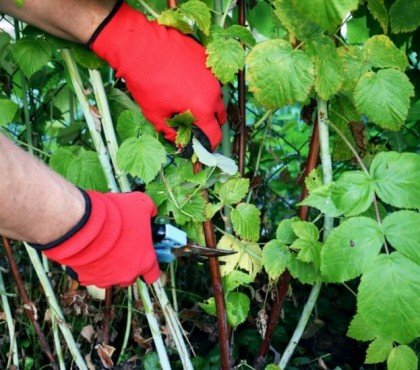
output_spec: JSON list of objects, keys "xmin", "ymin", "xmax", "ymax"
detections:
[
  {"xmin": 137, "ymin": 281, "xmax": 171, "ymax": 370},
  {"xmin": 0, "ymin": 270, "xmax": 19, "ymax": 369},
  {"xmin": 89, "ymin": 70, "xmax": 131, "ymax": 191},
  {"xmin": 170, "ymin": 263, "xmax": 178, "ymax": 313},
  {"xmin": 61, "ymin": 49, "xmax": 119, "ymax": 193},
  {"xmin": 43, "ymin": 256, "xmax": 65, "ymax": 370},
  {"xmin": 117, "ymin": 285, "xmax": 133, "ymax": 365},
  {"xmin": 20, "ymin": 74, "xmax": 33, "ymax": 156},
  {"xmin": 137, "ymin": 0, "xmax": 160, "ymax": 18},
  {"xmin": 152, "ymin": 281, "xmax": 195, "ymax": 369},
  {"xmin": 220, "ymin": 0, "xmax": 234, "ymax": 27},
  {"xmin": 87, "ymin": 69, "xmax": 188, "ymax": 367},
  {"xmin": 25, "ymin": 244, "xmax": 87, "ymax": 369},
  {"xmin": 278, "ymin": 98, "xmax": 333, "ymax": 369}
]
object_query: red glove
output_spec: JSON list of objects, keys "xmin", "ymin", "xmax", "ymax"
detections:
[
  {"xmin": 88, "ymin": 1, "xmax": 227, "ymax": 151},
  {"xmin": 31, "ymin": 190, "xmax": 160, "ymax": 288}
]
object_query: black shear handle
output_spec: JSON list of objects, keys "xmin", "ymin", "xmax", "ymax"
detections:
[{"xmin": 151, "ymin": 219, "xmax": 166, "ymax": 243}]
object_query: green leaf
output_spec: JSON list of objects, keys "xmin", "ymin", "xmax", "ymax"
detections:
[
  {"xmin": 273, "ymin": 0, "xmax": 321, "ymax": 41},
  {"xmin": 306, "ymin": 35, "xmax": 343, "ymax": 100},
  {"xmin": 249, "ymin": 1, "xmax": 283, "ymax": 38},
  {"xmin": 179, "ymin": 0, "xmax": 211, "ymax": 35},
  {"xmin": 166, "ymin": 190, "xmax": 206, "ymax": 225},
  {"xmin": 231, "ymin": 203, "xmax": 261, "ymax": 242},
  {"xmin": 383, "ymin": 211, "xmax": 420, "ymax": 264},
  {"xmin": 370, "ymin": 151, "xmax": 420, "ymax": 209},
  {"xmin": 205, "ymin": 202, "xmax": 223, "ymax": 219},
  {"xmin": 292, "ymin": 221, "xmax": 319, "ymax": 241},
  {"xmin": 13, "ymin": 36, "xmax": 52, "ymax": 78},
  {"xmin": 367, "ymin": 0, "xmax": 388, "ymax": 33},
  {"xmin": 347, "ymin": 17, "xmax": 370, "ymax": 44},
  {"xmin": 321, "ymin": 217, "xmax": 384, "ymax": 282},
  {"xmin": 117, "ymin": 110, "xmax": 155, "ymax": 142},
  {"xmin": 0, "ymin": 98, "xmax": 18, "ymax": 126},
  {"xmin": 166, "ymin": 110, "xmax": 195, "ymax": 128},
  {"xmin": 117, "ymin": 136, "xmax": 166, "ymax": 184},
  {"xmin": 331, "ymin": 171, "xmax": 374, "ymax": 216},
  {"xmin": 199, "ymin": 297, "xmax": 216, "ymax": 316},
  {"xmin": 264, "ymin": 366, "xmax": 280, "ymax": 370},
  {"xmin": 358, "ymin": 252, "xmax": 420, "ymax": 343},
  {"xmin": 49, "ymin": 147, "xmax": 108, "ymax": 191},
  {"xmin": 365, "ymin": 337, "xmax": 393, "ymax": 364},
  {"xmin": 175, "ymin": 125, "xmax": 192, "ymax": 146},
  {"xmin": 299, "ymin": 184, "xmax": 342, "ymax": 217},
  {"xmin": 146, "ymin": 181, "xmax": 167, "ymax": 207},
  {"xmin": 262, "ymin": 240, "xmax": 290, "ymax": 280},
  {"xmin": 158, "ymin": 10, "xmax": 193, "ymax": 34},
  {"xmin": 354, "ymin": 69, "xmax": 414, "ymax": 130},
  {"xmin": 305, "ymin": 168, "xmax": 323, "ymax": 193},
  {"xmin": 246, "ymin": 39, "xmax": 314, "ymax": 109},
  {"xmin": 389, "ymin": 0, "xmax": 420, "ymax": 33},
  {"xmin": 71, "ymin": 45, "xmax": 106, "ymax": 70},
  {"xmin": 337, "ymin": 45, "xmax": 370, "ymax": 92},
  {"xmin": 291, "ymin": 239, "xmax": 322, "ymax": 268},
  {"xmin": 224, "ymin": 25, "xmax": 256, "ymax": 48},
  {"xmin": 363, "ymin": 35, "xmax": 408, "ymax": 71},
  {"xmin": 226, "ymin": 292, "xmax": 250, "ymax": 327},
  {"xmin": 206, "ymin": 38, "xmax": 245, "ymax": 84},
  {"xmin": 347, "ymin": 313, "xmax": 378, "ymax": 341},
  {"xmin": 143, "ymin": 352, "xmax": 160, "ymax": 370},
  {"xmin": 223, "ymin": 270, "xmax": 253, "ymax": 292},
  {"xmin": 276, "ymin": 217, "xmax": 299, "ymax": 244},
  {"xmin": 288, "ymin": 256, "xmax": 321, "ymax": 284},
  {"xmin": 66, "ymin": 151, "xmax": 108, "ymax": 191},
  {"xmin": 218, "ymin": 234, "xmax": 262, "ymax": 278},
  {"xmin": 387, "ymin": 345, "xmax": 418, "ymax": 370},
  {"xmin": 292, "ymin": 0, "xmax": 360, "ymax": 33},
  {"xmin": 217, "ymin": 178, "xmax": 250, "ymax": 205}
]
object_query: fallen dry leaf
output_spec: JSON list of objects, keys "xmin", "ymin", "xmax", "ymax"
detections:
[
  {"xmin": 96, "ymin": 343, "xmax": 116, "ymax": 369},
  {"xmin": 81, "ymin": 325, "xmax": 96, "ymax": 343}
]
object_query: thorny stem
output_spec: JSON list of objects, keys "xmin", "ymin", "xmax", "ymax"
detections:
[
  {"xmin": 0, "ymin": 267, "xmax": 19, "ymax": 369},
  {"xmin": 136, "ymin": 281, "xmax": 171, "ymax": 370},
  {"xmin": 85, "ymin": 68, "xmax": 177, "ymax": 368},
  {"xmin": 25, "ymin": 244, "xmax": 88, "ymax": 370},
  {"xmin": 277, "ymin": 98, "xmax": 332, "ymax": 369},
  {"xmin": 117, "ymin": 286, "xmax": 133, "ymax": 365},
  {"xmin": 2, "ymin": 237, "xmax": 57, "ymax": 368}
]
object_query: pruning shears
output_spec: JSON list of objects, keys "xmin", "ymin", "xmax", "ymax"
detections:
[{"xmin": 152, "ymin": 221, "xmax": 237, "ymax": 263}]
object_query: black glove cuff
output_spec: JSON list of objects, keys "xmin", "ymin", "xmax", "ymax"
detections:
[
  {"xmin": 181, "ymin": 126, "xmax": 212, "ymax": 159},
  {"xmin": 29, "ymin": 189, "xmax": 92, "ymax": 251},
  {"xmin": 86, "ymin": 0, "xmax": 125, "ymax": 49}
]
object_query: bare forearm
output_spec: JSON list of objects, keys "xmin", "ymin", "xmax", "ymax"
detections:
[
  {"xmin": 0, "ymin": 134, "xmax": 84, "ymax": 244},
  {"xmin": 0, "ymin": 0, "xmax": 116, "ymax": 43}
]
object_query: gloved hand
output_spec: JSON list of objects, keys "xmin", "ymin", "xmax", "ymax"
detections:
[
  {"xmin": 30, "ymin": 190, "xmax": 160, "ymax": 288},
  {"xmin": 88, "ymin": 1, "xmax": 227, "ymax": 151}
]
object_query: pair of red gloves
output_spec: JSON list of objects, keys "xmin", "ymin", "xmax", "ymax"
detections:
[{"xmin": 34, "ymin": 1, "xmax": 226, "ymax": 288}]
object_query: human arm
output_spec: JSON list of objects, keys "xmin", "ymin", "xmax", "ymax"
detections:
[
  {"xmin": 0, "ymin": 134, "xmax": 160, "ymax": 287},
  {"xmin": 1, "ymin": 0, "xmax": 227, "ymax": 150}
]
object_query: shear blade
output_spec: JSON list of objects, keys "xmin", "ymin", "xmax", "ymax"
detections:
[{"xmin": 173, "ymin": 243, "xmax": 237, "ymax": 258}]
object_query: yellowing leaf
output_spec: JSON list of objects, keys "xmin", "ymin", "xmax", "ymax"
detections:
[
  {"xmin": 363, "ymin": 35, "xmax": 408, "ymax": 71},
  {"xmin": 217, "ymin": 234, "xmax": 262, "ymax": 278},
  {"xmin": 206, "ymin": 38, "xmax": 245, "ymax": 84},
  {"xmin": 354, "ymin": 69, "xmax": 414, "ymax": 130},
  {"xmin": 306, "ymin": 35, "xmax": 343, "ymax": 100},
  {"xmin": 247, "ymin": 39, "xmax": 314, "ymax": 109}
]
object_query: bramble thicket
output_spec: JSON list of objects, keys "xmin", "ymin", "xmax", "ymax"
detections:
[{"xmin": 0, "ymin": 0, "xmax": 419, "ymax": 369}]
